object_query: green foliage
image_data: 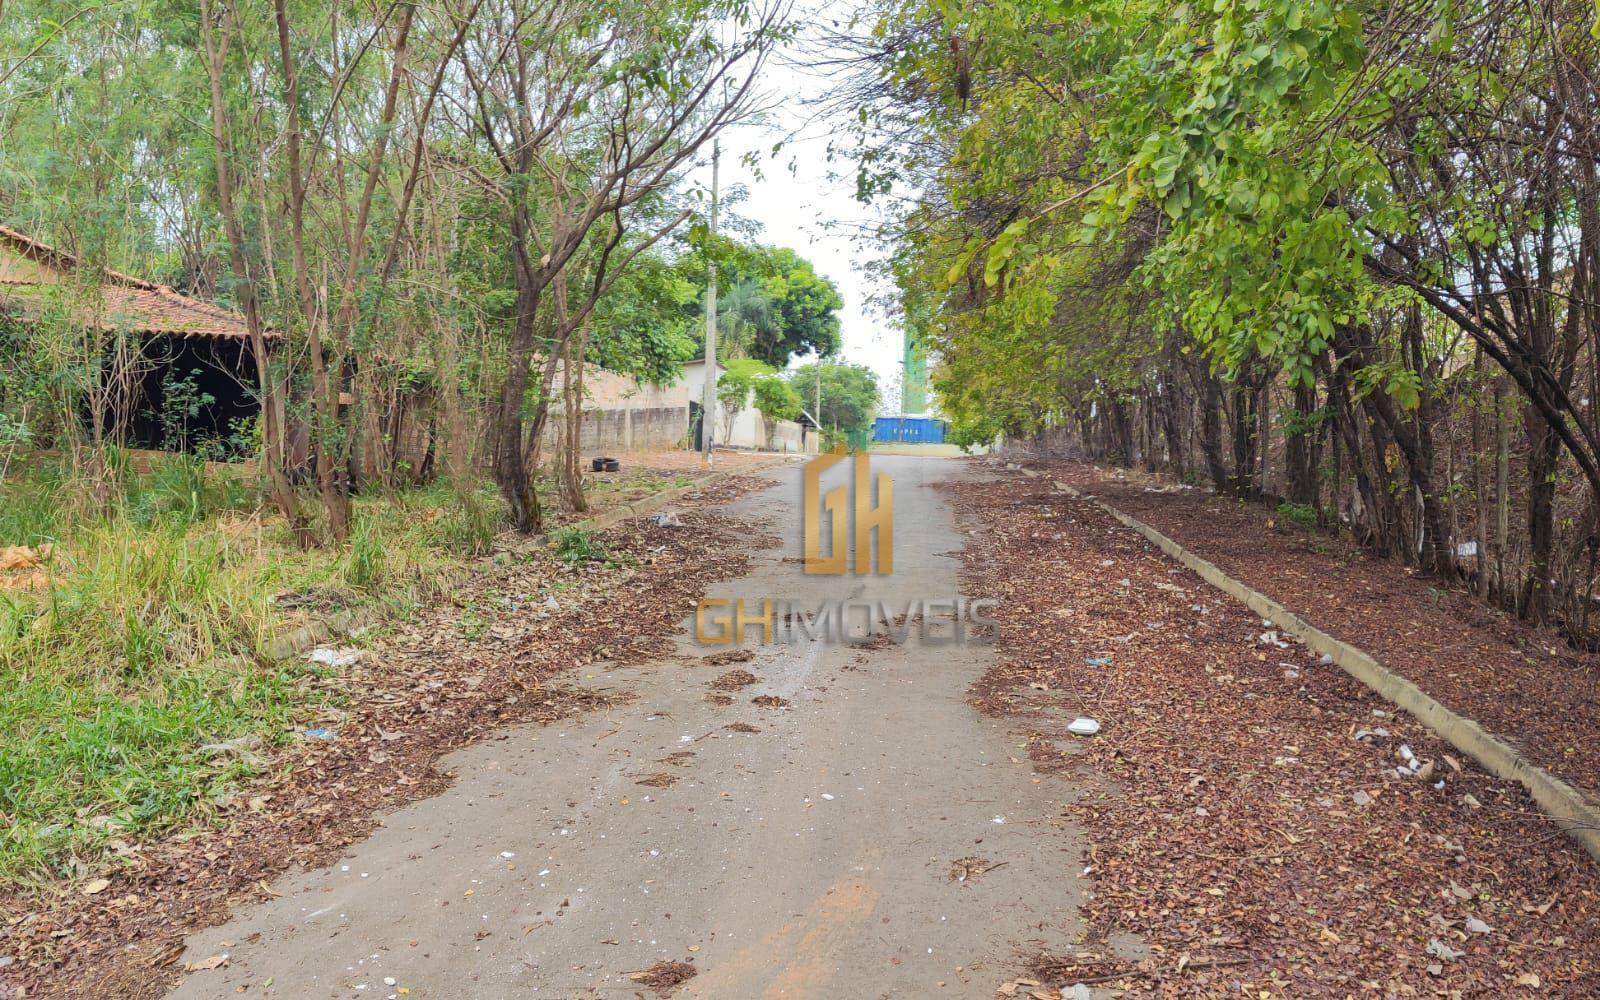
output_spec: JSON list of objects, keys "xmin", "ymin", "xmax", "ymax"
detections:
[
  {"xmin": 157, "ymin": 369, "xmax": 219, "ymax": 454},
  {"xmin": 1275, "ymin": 502, "xmax": 1320, "ymax": 530},
  {"xmin": 698, "ymin": 244, "xmax": 844, "ymax": 366},
  {"xmin": 0, "ymin": 412, "xmax": 30, "ymax": 450},
  {"xmin": 589, "ymin": 247, "xmax": 702, "ymax": 385},
  {"xmin": 752, "ymin": 374, "xmax": 802, "ymax": 423},
  {"xmin": 0, "ymin": 456, "xmax": 502, "ymax": 882},
  {"xmin": 865, "ymin": 0, "xmax": 1598, "ymax": 448},
  {"xmin": 787, "ymin": 362, "xmax": 880, "ymax": 435},
  {"xmin": 0, "ymin": 0, "xmax": 796, "ymax": 885},
  {"xmin": 343, "ymin": 514, "xmax": 384, "ymax": 589},
  {"xmin": 551, "ymin": 525, "xmax": 610, "ymax": 567},
  {"xmin": 716, "ymin": 357, "xmax": 776, "ymax": 413},
  {"xmin": 430, "ymin": 482, "xmax": 504, "ymax": 557}
]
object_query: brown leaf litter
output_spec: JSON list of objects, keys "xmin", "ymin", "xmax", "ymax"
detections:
[
  {"xmin": 947, "ymin": 856, "xmax": 1004, "ymax": 883},
  {"xmin": 750, "ymin": 695, "xmax": 788, "ymax": 708},
  {"xmin": 700, "ymin": 648, "xmax": 754, "ymax": 666},
  {"xmin": 942, "ymin": 465, "xmax": 1600, "ymax": 996},
  {"xmin": 1051, "ymin": 458, "xmax": 1600, "ymax": 804},
  {"xmin": 628, "ymin": 959, "xmax": 697, "ymax": 993},
  {"xmin": 709, "ymin": 668, "xmax": 759, "ymax": 690}
]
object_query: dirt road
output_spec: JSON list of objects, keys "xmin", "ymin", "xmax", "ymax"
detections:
[{"xmin": 168, "ymin": 457, "xmax": 1083, "ymax": 998}]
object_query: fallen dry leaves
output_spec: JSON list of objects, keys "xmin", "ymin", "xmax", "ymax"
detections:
[
  {"xmin": 627, "ymin": 958, "xmax": 698, "ymax": 994},
  {"xmin": 0, "ymin": 475, "xmax": 769, "ymax": 999},
  {"xmin": 944, "ymin": 467, "xmax": 1600, "ymax": 997},
  {"xmin": 708, "ymin": 668, "xmax": 758, "ymax": 690},
  {"xmin": 1052, "ymin": 460, "xmax": 1600, "ymax": 804}
]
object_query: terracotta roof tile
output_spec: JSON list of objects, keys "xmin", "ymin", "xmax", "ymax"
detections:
[{"xmin": 0, "ymin": 224, "xmax": 277, "ymax": 341}]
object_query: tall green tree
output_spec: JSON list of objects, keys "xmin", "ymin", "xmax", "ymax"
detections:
[
  {"xmin": 788, "ymin": 361, "xmax": 879, "ymax": 436},
  {"xmin": 860, "ymin": 0, "xmax": 1600, "ymax": 627},
  {"xmin": 700, "ymin": 243, "xmax": 843, "ymax": 366}
]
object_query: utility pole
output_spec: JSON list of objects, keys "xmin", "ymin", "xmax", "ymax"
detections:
[
  {"xmin": 815, "ymin": 355, "xmax": 822, "ymax": 445},
  {"xmin": 700, "ymin": 138, "xmax": 720, "ymax": 465}
]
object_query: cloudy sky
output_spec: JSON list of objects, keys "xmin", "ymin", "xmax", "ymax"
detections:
[{"xmin": 686, "ymin": 6, "xmax": 908, "ymax": 410}]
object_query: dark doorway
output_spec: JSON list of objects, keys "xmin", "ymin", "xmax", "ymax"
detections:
[{"xmin": 125, "ymin": 335, "xmax": 259, "ymax": 457}]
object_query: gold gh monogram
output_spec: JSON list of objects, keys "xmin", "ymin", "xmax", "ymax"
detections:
[{"xmin": 802, "ymin": 448, "xmax": 893, "ymax": 575}]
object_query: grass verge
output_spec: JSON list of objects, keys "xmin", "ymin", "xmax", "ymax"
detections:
[{"xmin": 0, "ymin": 450, "xmax": 502, "ymax": 885}]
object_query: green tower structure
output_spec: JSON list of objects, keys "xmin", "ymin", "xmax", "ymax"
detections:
[{"xmin": 901, "ymin": 323, "xmax": 930, "ymax": 415}]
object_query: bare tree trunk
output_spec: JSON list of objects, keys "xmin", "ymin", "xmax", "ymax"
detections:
[
  {"xmin": 273, "ymin": 0, "xmax": 349, "ymax": 541},
  {"xmin": 1327, "ymin": 353, "xmax": 1393, "ymax": 553},
  {"xmin": 561, "ymin": 328, "xmax": 591, "ymax": 511},
  {"xmin": 1188, "ymin": 362, "xmax": 1230, "ymax": 491},
  {"xmin": 1495, "ymin": 374, "xmax": 1510, "ymax": 598},
  {"xmin": 198, "ymin": 0, "xmax": 308, "ymax": 545},
  {"xmin": 1228, "ymin": 380, "xmax": 1257, "ymax": 497},
  {"xmin": 555, "ymin": 269, "xmax": 590, "ymax": 513},
  {"xmin": 496, "ymin": 225, "xmax": 544, "ymax": 533},
  {"xmin": 1286, "ymin": 379, "xmax": 1318, "ymax": 507},
  {"xmin": 1524, "ymin": 401, "xmax": 1561, "ymax": 618},
  {"xmin": 1472, "ymin": 349, "xmax": 1490, "ymax": 598}
]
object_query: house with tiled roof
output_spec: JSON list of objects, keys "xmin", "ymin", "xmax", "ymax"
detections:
[{"xmin": 0, "ymin": 225, "xmax": 272, "ymax": 452}]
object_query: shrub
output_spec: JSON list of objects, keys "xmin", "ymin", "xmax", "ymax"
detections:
[
  {"xmin": 551, "ymin": 526, "xmax": 609, "ymax": 567},
  {"xmin": 1275, "ymin": 502, "xmax": 1319, "ymax": 530}
]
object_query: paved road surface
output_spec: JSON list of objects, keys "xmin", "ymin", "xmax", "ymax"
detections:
[{"xmin": 170, "ymin": 456, "xmax": 1083, "ymax": 998}]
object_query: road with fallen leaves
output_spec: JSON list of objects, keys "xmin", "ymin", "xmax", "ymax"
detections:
[{"xmin": 166, "ymin": 457, "xmax": 1086, "ymax": 998}]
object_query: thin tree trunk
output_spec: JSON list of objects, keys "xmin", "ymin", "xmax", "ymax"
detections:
[
  {"xmin": 198, "ymin": 0, "xmax": 308, "ymax": 545},
  {"xmin": 496, "ymin": 226, "xmax": 543, "ymax": 533},
  {"xmin": 273, "ymin": 0, "xmax": 348, "ymax": 541}
]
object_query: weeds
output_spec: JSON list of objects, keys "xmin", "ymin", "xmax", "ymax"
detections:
[
  {"xmin": 0, "ymin": 454, "xmax": 506, "ymax": 884},
  {"xmin": 343, "ymin": 513, "xmax": 384, "ymax": 588},
  {"xmin": 429, "ymin": 481, "xmax": 502, "ymax": 556},
  {"xmin": 1274, "ymin": 502, "xmax": 1320, "ymax": 530},
  {"xmin": 552, "ymin": 525, "xmax": 610, "ymax": 567}
]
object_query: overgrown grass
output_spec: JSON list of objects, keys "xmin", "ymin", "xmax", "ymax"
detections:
[
  {"xmin": 0, "ymin": 450, "xmax": 505, "ymax": 884},
  {"xmin": 1274, "ymin": 501, "xmax": 1321, "ymax": 531}
]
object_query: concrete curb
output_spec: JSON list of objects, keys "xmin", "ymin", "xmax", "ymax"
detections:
[
  {"xmin": 261, "ymin": 607, "xmax": 379, "ymax": 661},
  {"xmin": 1012, "ymin": 464, "xmax": 1600, "ymax": 862}
]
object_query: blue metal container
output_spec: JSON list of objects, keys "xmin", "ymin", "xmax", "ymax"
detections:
[{"xmin": 872, "ymin": 416, "xmax": 947, "ymax": 444}]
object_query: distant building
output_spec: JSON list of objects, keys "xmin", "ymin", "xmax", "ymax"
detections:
[
  {"xmin": 0, "ymin": 225, "xmax": 438, "ymax": 482},
  {"xmin": 901, "ymin": 326, "xmax": 930, "ymax": 416}
]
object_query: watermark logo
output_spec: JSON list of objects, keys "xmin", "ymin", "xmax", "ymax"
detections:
[
  {"xmin": 693, "ymin": 448, "xmax": 999, "ymax": 647},
  {"xmin": 803, "ymin": 448, "xmax": 892, "ymax": 575}
]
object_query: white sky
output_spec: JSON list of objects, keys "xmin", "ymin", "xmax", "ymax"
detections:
[{"xmin": 686, "ymin": 7, "xmax": 907, "ymax": 410}]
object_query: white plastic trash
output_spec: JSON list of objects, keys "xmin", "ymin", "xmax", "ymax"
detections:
[
  {"xmin": 1067, "ymin": 717, "xmax": 1101, "ymax": 736},
  {"xmin": 308, "ymin": 647, "xmax": 361, "ymax": 668}
]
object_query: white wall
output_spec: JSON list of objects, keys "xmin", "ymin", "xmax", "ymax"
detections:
[{"xmin": 680, "ymin": 359, "xmax": 813, "ymax": 452}]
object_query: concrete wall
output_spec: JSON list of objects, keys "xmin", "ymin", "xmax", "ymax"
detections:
[
  {"xmin": 678, "ymin": 359, "xmax": 815, "ymax": 453},
  {"xmin": 545, "ymin": 403, "xmax": 689, "ymax": 454},
  {"xmin": 581, "ymin": 404, "xmax": 686, "ymax": 452},
  {"xmin": 538, "ymin": 361, "xmax": 814, "ymax": 456},
  {"xmin": 577, "ymin": 366, "xmax": 690, "ymax": 410},
  {"xmin": 538, "ymin": 366, "xmax": 692, "ymax": 454},
  {"xmin": 768, "ymin": 418, "xmax": 808, "ymax": 454}
]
